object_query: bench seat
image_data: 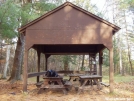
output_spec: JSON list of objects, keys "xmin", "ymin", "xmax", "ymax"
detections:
[
  {"xmin": 64, "ymin": 81, "xmax": 72, "ymax": 86},
  {"xmin": 100, "ymin": 82, "xmax": 110, "ymax": 87},
  {"xmin": 35, "ymin": 81, "xmax": 43, "ymax": 88},
  {"xmin": 41, "ymin": 85, "xmax": 65, "ymax": 89}
]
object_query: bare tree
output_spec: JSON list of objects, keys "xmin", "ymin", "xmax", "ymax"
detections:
[{"xmin": 1, "ymin": 45, "xmax": 11, "ymax": 79}]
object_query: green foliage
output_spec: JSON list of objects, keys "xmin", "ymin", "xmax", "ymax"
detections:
[
  {"xmin": 20, "ymin": 3, "xmax": 35, "ymax": 25},
  {"xmin": 126, "ymin": 0, "xmax": 134, "ymax": 8},
  {"xmin": 72, "ymin": 0, "xmax": 98, "ymax": 13},
  {"xmin": 0, "ymin": 0, "xmax": 20, "ymax": 39},
  {"xmin": 119, "ymin": 1, "xmax": 129, "ymax": 10},
  {"xmin": 113, "ymin": 38, "xmax": 120, "ymax": 67},
  {"xmin": 103, "ymin": 49, "xmax": 109, "ymax": 67},
  {"xmin": 20, "ymin": 2, "xmax": 57, "ymax": 26},
  {"xmin": 102, "ymin": 40, "xmax": 120, "ymax": 69},
  {"xmin": 80, "ymin": 66, "xmax": 85, "ymax": 71},
  {"xmin": 34, "ymin": 2, "xmax": 57, "ymax": 13},
  {"xmin": 103, "ymin": 75, "xmax": 134, "ymax": 83},
  {"xmin": 0, "ymin": 0, "xmax": 58, "ymax": 39},
  {"xmin": 114, "ymin": 75, "xmax": 134, "ymax": 83},
  {"xmin": 120, "ymin": 0, "xmax": 134, "ymax": 10},
  {"xmin": 62, "ymin": 55, "xmax": 77, "ymax": 65}
]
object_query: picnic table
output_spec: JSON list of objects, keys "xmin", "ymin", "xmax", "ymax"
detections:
[
  {"xmin": 37, "ymin": 77, "xmax": 72, "ymax": 94},
  {"xmin": 78, "ymin": 75, "xmax": 102, "ymax": 94}
]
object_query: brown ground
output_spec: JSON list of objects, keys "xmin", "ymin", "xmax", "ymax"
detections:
[{"xmin": 0, "ymin": 80, "xmax": 134, "ymax": 101}]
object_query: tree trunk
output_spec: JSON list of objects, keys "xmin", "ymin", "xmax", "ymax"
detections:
[
  {"xmin": 8, "ymin": 34, "xmax": 25, "ymax": 82},
  {"xmin": 81, "ymin": 55, "xmax": 85, "ymax": 70},
  {"xmin": 124, "ymin": 11, "xmax": 133, "ymax": 75},
  {"xmin": 119, "ymin": 33, "xmax": 124, "ymax": 76},
  {"xmin": 78, "ymin": 55, "xmax": 81, "ymax": 71},
  {"xmin": 64, "ymin": 60, "xmax": 68, "ymax": 71},
  {"xmin": 1, "ymin": 45, "xmax": 11, "ymax": 79}
]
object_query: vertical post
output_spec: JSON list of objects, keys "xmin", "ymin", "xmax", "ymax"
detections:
[
  {"xmin": 89, "ymin": 54, "xmax": 92, "ymax": 75},
  {"xmin": 37, "ymin": 51, "xmax": 41, "ymax": 83},
  {"xmin": 99, "ymin": 51, "xmax": 103, "ymax": 81},
  {"xmin": 45, "ymin": 54, "xmax": 51, "ymax": 71},
  {"xmin": 23, "ymin": 49, "xmax": 28, "ymax": 92},
  {"xmin": 109, "ymin": 48, "xmax": 114, "ymax": 93},
  {"xmin": 46, "ymin": 59, "xmax": 48, "ymax": 71},
  {"xmin": 45, "ymin": 55, "xmax": 48, "ymax": 71}
]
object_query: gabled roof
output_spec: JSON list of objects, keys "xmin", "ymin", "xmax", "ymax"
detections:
[{"xmin": 18, "ymin": 1, "xmax": 120, "ymax": 33}]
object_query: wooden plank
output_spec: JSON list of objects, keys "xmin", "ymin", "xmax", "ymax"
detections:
[
  {"xmin": 57, "ymin": 71, "xmax": 73, "ymax": 74},
  {"xmin": 64, "ymin": 81, "xmax": 72, "ymax": 86},
  {"xmin": 79, "ymin": 75, "xmax": 102, "ymax": 79},
  {"xmin": 43, "ymin": 77, "xmax": 62, "ymax": 79},
  {"xmin": 41, "ymin": 85, "xmax": 65, "ymax": 89},
  {"xmin": 35, "ymin": 81, "xmax": 43, "ymax": 88},
  {"xmin": 57, "ymin": 71, "xmax": 96, "ymax": 74},
  {"xmin": 28, "ymin": 71, "xmax": 46, "ymax": 78}
]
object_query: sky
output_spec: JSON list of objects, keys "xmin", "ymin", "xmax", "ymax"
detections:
[
  {"xmin": 90, "ymin": 0, "xmax": 114, "ymax": 23},
  {"xmin": 67, "ymin": 0, "xmax": 106, "ymax": 10},
  {"xmin": 91, "ymin": 0, "xmax": 106, "ymax": 11}
]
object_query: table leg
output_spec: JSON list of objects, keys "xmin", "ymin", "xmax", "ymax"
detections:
[
  {"xmin": 96, "ymin": 79, "xmax": 101, "ymax": 90},
  {"xmin": 57, "ymin": 81, "xmax": 67, "ymax": 95},
  {"xmin": 44, "ymin": 80, "xmax": 50, "ymax": 85},
  {"xmin": 37, "ymin": 81, "xmax": 48, "ymax": 94},
  {"xmin": 57, "ymin": 80, "xmax": 63, "ymax": 85},
  {"xmin": 78, "ymin": 79, "xmax": 88, "ymax": 94},
  {"xmin": 69, "ymin": 77, "xmax": 71, "ymax": 81},
  {"xmin": 90, "ymin": 79, "xmax": 94, "ymax": 90}
]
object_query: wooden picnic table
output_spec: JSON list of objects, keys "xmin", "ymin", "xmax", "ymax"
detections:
[
  {"xmin": 37, "ymin": 77, "xmax": 68, "ymax": 94},
  {"xmin": 78, "ymin": 75, "xmax": 102, "ymax": 94}
]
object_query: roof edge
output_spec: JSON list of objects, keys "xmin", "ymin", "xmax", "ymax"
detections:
[{"xmin": 67, "ymin": 2, "xmax": 120, "ymax": 31}]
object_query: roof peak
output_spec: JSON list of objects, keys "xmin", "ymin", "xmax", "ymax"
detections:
[
  {"xmin": 64, "ymin": 1, "xmax": 72, "ymax": 5},
  {"xmin": 18, "ymin": 1, "xmax": 120, "ymax": 33}
]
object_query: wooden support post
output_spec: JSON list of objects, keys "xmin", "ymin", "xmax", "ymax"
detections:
[
  {"xmin": 89, "ymin": 55, "xmax": 92, "ymax": 75},
  {"xmin": 109, "ymin": 48, "xmax": 114, "ymax": 93},
  {"xmin": 45, "ymin": 54, "xmax": 51, "ymax": 71},
  {"xmin": 99, "ymin": 51, "xmax": 103, "ymax": 81},
  {"xmin": 23, "ymin": 50, "xmax": 28, "ymax": 92},
  {"xmin": 45, "ymin": 55, "xmax": 48, "ymax": 71},
  {"xmin": 37, "ymin": 51, "xmax": 41, "ymax": 83}
]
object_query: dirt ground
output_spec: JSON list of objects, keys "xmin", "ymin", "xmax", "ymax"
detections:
[{"xmin": 0, "ymin": 80, "xmax": 134, "ymax": 101}]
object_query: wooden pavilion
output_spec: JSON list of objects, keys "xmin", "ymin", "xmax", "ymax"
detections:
[{"xmin": 18, "ymin": 2, "xmax": 120, "ymax": 93}]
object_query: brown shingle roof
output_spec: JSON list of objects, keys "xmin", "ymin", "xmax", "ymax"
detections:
[{"xmin": 18, "ymin": 1, "xmax": 120, "ymax": 33}]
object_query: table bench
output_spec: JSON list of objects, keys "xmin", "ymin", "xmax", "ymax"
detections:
[
  {"xmin": 100, "ymin": 82, "xmax": 110, "ymax": 87},
  {"xmin": 37, "ymin": 77, "xmax": 71, "ymax": 94},
  {"xmin": 78, "ymin": 75, "xmax": 102, "ymax": 94},
  {"xmin": 35, "ymin": 81, "xmax": 43, "ymax": 88},
  {"xmin": 28, "ymin": 71, "xmax": 46, "ymax": 88}
]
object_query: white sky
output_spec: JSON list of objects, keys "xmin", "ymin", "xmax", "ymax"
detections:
[
  {"xmin": 91, "ymin": 0, "xmax": 106, "ymax": 11},
  {"xmin": 90, "ymin": 0, "xmax": 114, "ymax": 23}
]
